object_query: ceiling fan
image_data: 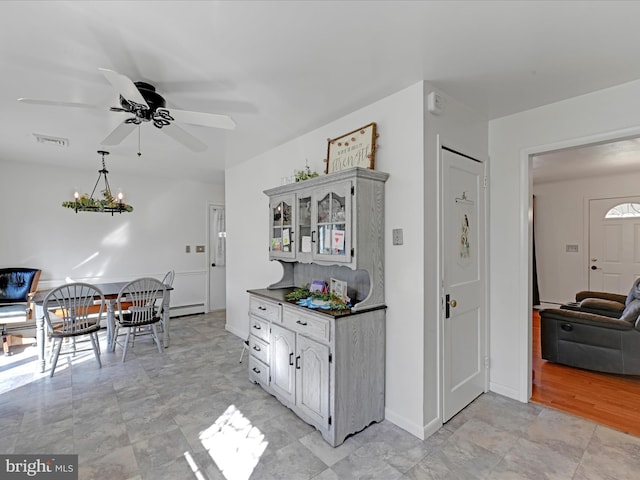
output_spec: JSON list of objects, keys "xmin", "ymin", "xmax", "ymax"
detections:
[{"xmin": 18, "ymin": 68, "xmax": 236, "ymax": 152}]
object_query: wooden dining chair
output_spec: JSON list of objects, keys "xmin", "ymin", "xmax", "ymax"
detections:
[
  {"xmin": 42, "ymin": 282, "xmax": 104, "ymax": 377},
  {"xmin": 113, "ymin": 277, "xmax": 165, "ymax": 362},
  {"xmin": 156, "ymin": 270, "xmax": 174, "ymax": 334}
]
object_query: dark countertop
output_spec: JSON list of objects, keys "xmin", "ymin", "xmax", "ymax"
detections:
[{"xmin": 247, "ymin": 287, "xmax": 385, "ymax": 318}]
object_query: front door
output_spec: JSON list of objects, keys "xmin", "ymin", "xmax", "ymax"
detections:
[
  {"xmin": 588, "ymin": 197, "xmax": 640, "ymax": 294},
  {"xmin": 441, "ymin": 147, "xmax": 487, "ymax": 422}
]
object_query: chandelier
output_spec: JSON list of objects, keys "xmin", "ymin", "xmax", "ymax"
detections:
[{"xmin": 62, "ymin": 150, "xmax": 133, "ymax": 215}]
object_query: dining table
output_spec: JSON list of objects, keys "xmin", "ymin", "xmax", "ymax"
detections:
[{"xmin": 32, "ymin": 281, "xmax": 172, "ymax": 373}]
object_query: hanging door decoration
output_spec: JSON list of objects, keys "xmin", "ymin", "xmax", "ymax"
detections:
[{"xmin": 455, "ymin": 191, "xmax": 475, "ymax": 267}]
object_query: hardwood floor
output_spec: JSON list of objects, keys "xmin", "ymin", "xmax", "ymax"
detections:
[{"xmin": 531, "ymin": 310, "xmax": 640, "ymax": 437}]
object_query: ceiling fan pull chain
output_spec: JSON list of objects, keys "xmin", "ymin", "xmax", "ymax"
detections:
[{"xmin": 137, "ymin": 125, "xmax": 142, "ymax": 157}]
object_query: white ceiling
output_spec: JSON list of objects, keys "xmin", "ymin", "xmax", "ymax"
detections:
[
  {"xmin": 3, "ymin": 1, "xmax": 640, "ymax": 184},
  {"xmin": 533, "ymin": 137, "xmax": 640, "ymax": 184}
]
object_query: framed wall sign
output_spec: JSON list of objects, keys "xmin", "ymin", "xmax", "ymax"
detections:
[{"xmin": 325, "ymin": 122, "xmax": 377, "ymax": 174}]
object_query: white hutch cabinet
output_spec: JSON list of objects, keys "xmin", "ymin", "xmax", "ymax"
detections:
[{"xmin": 248, "ymin": 167, "xmax": 388, "ymax": 447}]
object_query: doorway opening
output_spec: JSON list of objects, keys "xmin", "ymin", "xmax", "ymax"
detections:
[{"xmin": 527, "ymin": 132, "xmax": 640, "ymax": 432}]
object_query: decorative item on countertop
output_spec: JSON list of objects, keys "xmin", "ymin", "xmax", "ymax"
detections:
[
  {"xmin": 325, "ymin": 122, "xmax": 379, "ymax": 174},
  {"xmin": 285, "ymin": 283, "xmax": 350, "ymax": 311},
  {"xmin": 294, "ymin": 160, "xmax": 320, "ymax": 182},
  {"xmin": 330, "ymin": 277, "xmax": 348, "ymax": 303},
  {"xmin": 310, "ymin": 280, "xmax": 327, "ymax": 293},
  {"xmin": 62, "ymin": 150, "xmax": 133, "ymax": 215}
]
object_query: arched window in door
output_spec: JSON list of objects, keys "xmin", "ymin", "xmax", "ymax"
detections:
[{"xmin": 605, "ymin": 202, "xmax": 640, "ymax": 218}]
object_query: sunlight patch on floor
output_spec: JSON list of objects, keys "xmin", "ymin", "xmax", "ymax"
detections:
[{"xmin": 199, "ymin": 404, "xmax": 268, "ymax": 480}]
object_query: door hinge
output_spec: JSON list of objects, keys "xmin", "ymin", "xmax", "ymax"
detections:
[
  {"xmin": 328, "ymin": 415, "xmax": 332, "ymax": 426},
  {"xmin": 329, "ymin": 353, "xmax": 332, "ymax": 363},
  {"xmin": 351, "ymin": 248, "xmax": 355, "ymax": 257},
  {"xmin": 351, "ymin": 186, "xmax": 355, "ymax": 195},
  {"xmin": 484, "ymin": 356, "xmax": 490, "ymax": 369},
  {"xmin": 483, "ymin": 176, "xmax": 488, "ymax": 188}
]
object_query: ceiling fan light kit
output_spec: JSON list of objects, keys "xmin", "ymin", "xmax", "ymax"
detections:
[
  {"xmin": 19, "ymin": 68, "xmax": 236, "ymax": 153},
  {"xmin": 62, "ymin": 150, "xmax": 133, "ymax": 215}
]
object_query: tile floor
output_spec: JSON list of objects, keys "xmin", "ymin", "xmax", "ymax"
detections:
[{"xmin": 1, "ymin": 311, "xmax": 640, "ymax": 479}]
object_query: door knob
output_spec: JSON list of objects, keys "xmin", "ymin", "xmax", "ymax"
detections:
[
  {"xmin": 591, "ymin": 258, "xmax": 598, "ymax": 262},
  {"xmin": 591, "ymin": 265, "xmax": 598, "ymax": 270},
  {"xmin": 448, "ymin": 299, "xmax": 458, "ymax": 308},
  {"xmin": 211, "ymin": 263, "xmax": 216, "ymax": 267}
]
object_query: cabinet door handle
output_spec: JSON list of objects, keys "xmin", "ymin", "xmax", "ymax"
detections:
[
  {"xmin": 289, "ymin": 352, "xmax": 294, "ymax": 365},
  {"xmin": 258, "ymin": 306, "xmax": 267, "ymax": 311},
  {"xmin": 295, "ymin": 355, "xmax": 301, "ymax": 369},
  {"xmin": 311, "ymin": 230, "xmax": 316, "ymax": 243},
  {"xmin": 252, "ymin": 345, "xmax": 261, "ymax": 352},
  {"xmin": 252, "ymin": 324, "xmax": 261, "ymax": 330},
  {"xmin": 561, "ymin": 323, "xmax": 573, "ymax": 332},
  {"xmin": 296, "ymin": 320, "xmax": 308, "ymax": 326},
  {"xmin": 252, "ymin": 367, "xmax": 261, "ymax": 374}
]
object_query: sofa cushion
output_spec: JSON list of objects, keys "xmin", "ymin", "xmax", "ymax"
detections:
[
  {"xmin": 0, "ymin": 269, "xmax": 39, "ymax": 303},
  {"xmin": 0, "ymin": 304, "xmax": 28, "ymax": 319},
  {"xmin": 626, "ymin": 278, "xmax": 640, "ymax": 306},
  {"xmin": 620, "ymin": 299, "xmax": 640, "ymax": 325},
  {"xmin": 577, "ymin": 298, "xmax": 625, "ymax": 317}
]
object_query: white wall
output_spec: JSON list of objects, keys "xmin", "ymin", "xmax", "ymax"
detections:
[
  {"xmin": 534, "ymin": 172, "xmax": 640, "ymax": 305},
  {"xmin": 226, "ymin": 81, "xmax": 488, "ymax": 439},
  {"xmin": 0, "ymin": 159, "xmax": 223, "ymax": 312},
  {"xmin": 226, "ymin": 83, "xmax": 427, "ymax": 437},
  {"xmin": 489, "ymin": 78, "xmax": 640, "ymax": 402},
  {"xmin": 421, "ymin": 84, "xmax": 488, "ymax": 434}
]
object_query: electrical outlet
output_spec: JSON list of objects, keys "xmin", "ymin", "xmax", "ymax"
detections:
[
  {"xmin": 185, "ymin": 245, "xmax": 191, "ymax": 253},
  {"xmin": 566, "ymin": 244, "xmax": 579, "ymax": 253},
  {"xmin": 392, "ymin": 228, "xmax": 403, "ymax": 246}
]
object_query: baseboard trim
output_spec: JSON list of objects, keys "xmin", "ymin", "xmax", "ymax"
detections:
[
  {"xmin": 489, "ymin": 382, "xmax": 524, "ymax": 402},
  {"xmin": 422, "ymin": 415, "xmax": 443, "ymax": 439},
  {"xmin": 225, "ymin": 323, "xmax": 245, "ymax": 340},
  {"xmin": 170, "ymin": 304, "xmax": 205, "ymax": 317},
  {"xmin": 384, "ymin": 408, "xmax": 425, "ymax": 440}
]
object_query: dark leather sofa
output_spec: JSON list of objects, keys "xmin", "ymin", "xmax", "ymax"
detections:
[
  {"xmin": 0, "ymin": 267, "xmax": 41, "ymax": 355},
  {"xmin": 540, "ymin": 279, "xmax": 640, "ymax": 375}
]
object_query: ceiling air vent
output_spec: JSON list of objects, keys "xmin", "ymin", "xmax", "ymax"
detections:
[{"xmin": 33, "ymin": 133, "xmax": 69, "ymax": 147}]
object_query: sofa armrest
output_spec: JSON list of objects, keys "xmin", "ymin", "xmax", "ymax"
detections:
[
  {"xmin": 540, "ymin": 308, "xmax": 633, "ymax": 331},
  {"xmin": 575, "ymin": 290, "xmax": 627, "ymax": 304}
]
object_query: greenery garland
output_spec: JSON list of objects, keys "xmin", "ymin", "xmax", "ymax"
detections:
[{"xmin": 62, "ymin": 189, "xmax": 134, "ymax": 212}]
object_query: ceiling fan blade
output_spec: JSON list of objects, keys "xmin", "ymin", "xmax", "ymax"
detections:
[
  {"xmin": 17, "ymin": 98, "xmax": 100, "ymax": 109},
  {"xmin": 98, "ymin": 68, "xmax": 148, "ymax": 108},
  {"xmin": 161, "ymin": 123, "xmax": 207, "ymax": 152},
  {"xmin": 167, "ymin": 109, "xmax": 236, "ymax": 130},
  {"xmin": 101, "ymin": 122, "xmax": 136, "ymax": 146}
]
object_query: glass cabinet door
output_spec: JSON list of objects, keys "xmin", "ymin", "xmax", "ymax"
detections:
[
  {"xmin": 270, "ymin": 194, "xmax": 295, "ymax": 259},
  {"xmin": 297, "ymin": 194, "xmax": 312, "ymax": 260},
  {"xmin": 313, "ymin": 182, "xmax": 351, "ymax": 262}
]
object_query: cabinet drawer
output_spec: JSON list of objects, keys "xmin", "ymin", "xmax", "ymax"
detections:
[
  {"xmin": 249, "ymin": 315, "xmax": 270, "ymax": 343},
  {"xmin": 250, "ymin": 296, "xmax": 281, "ymax": 322},
  {"xmin": 249, "ymin": 356, "xmax": 269, "ymax": 386},
  {"xmin": 249, "ymin": 335, "xmax": 269, "ymax": 365},
  {"xmin": 283, "ymin": 309, "xmax": 330, "ymax": 342}
]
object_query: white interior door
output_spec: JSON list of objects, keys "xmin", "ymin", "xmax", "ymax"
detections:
[
  {"xmin": 441, "ymin": 147, "xmax": 487, "ymax": 423},
  {"xmin": 209, "ymin": 204, "xmax": 226, "ymax": 311},
  {"xmin": 589, "ymin": 196, "xmax": 640, "ymax": 294}
]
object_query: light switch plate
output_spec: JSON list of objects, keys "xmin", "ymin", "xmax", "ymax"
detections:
[
  {"xmin": 196, "ymin": 245, "xmax": 205, "ymax": 253},
  {"xmin": 185, "ymin": 245, "xmax": 191, "ymax": 253},
  {"xmin": 392, "ymin": 228, "xmax": 403, "ymax": 245}
]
